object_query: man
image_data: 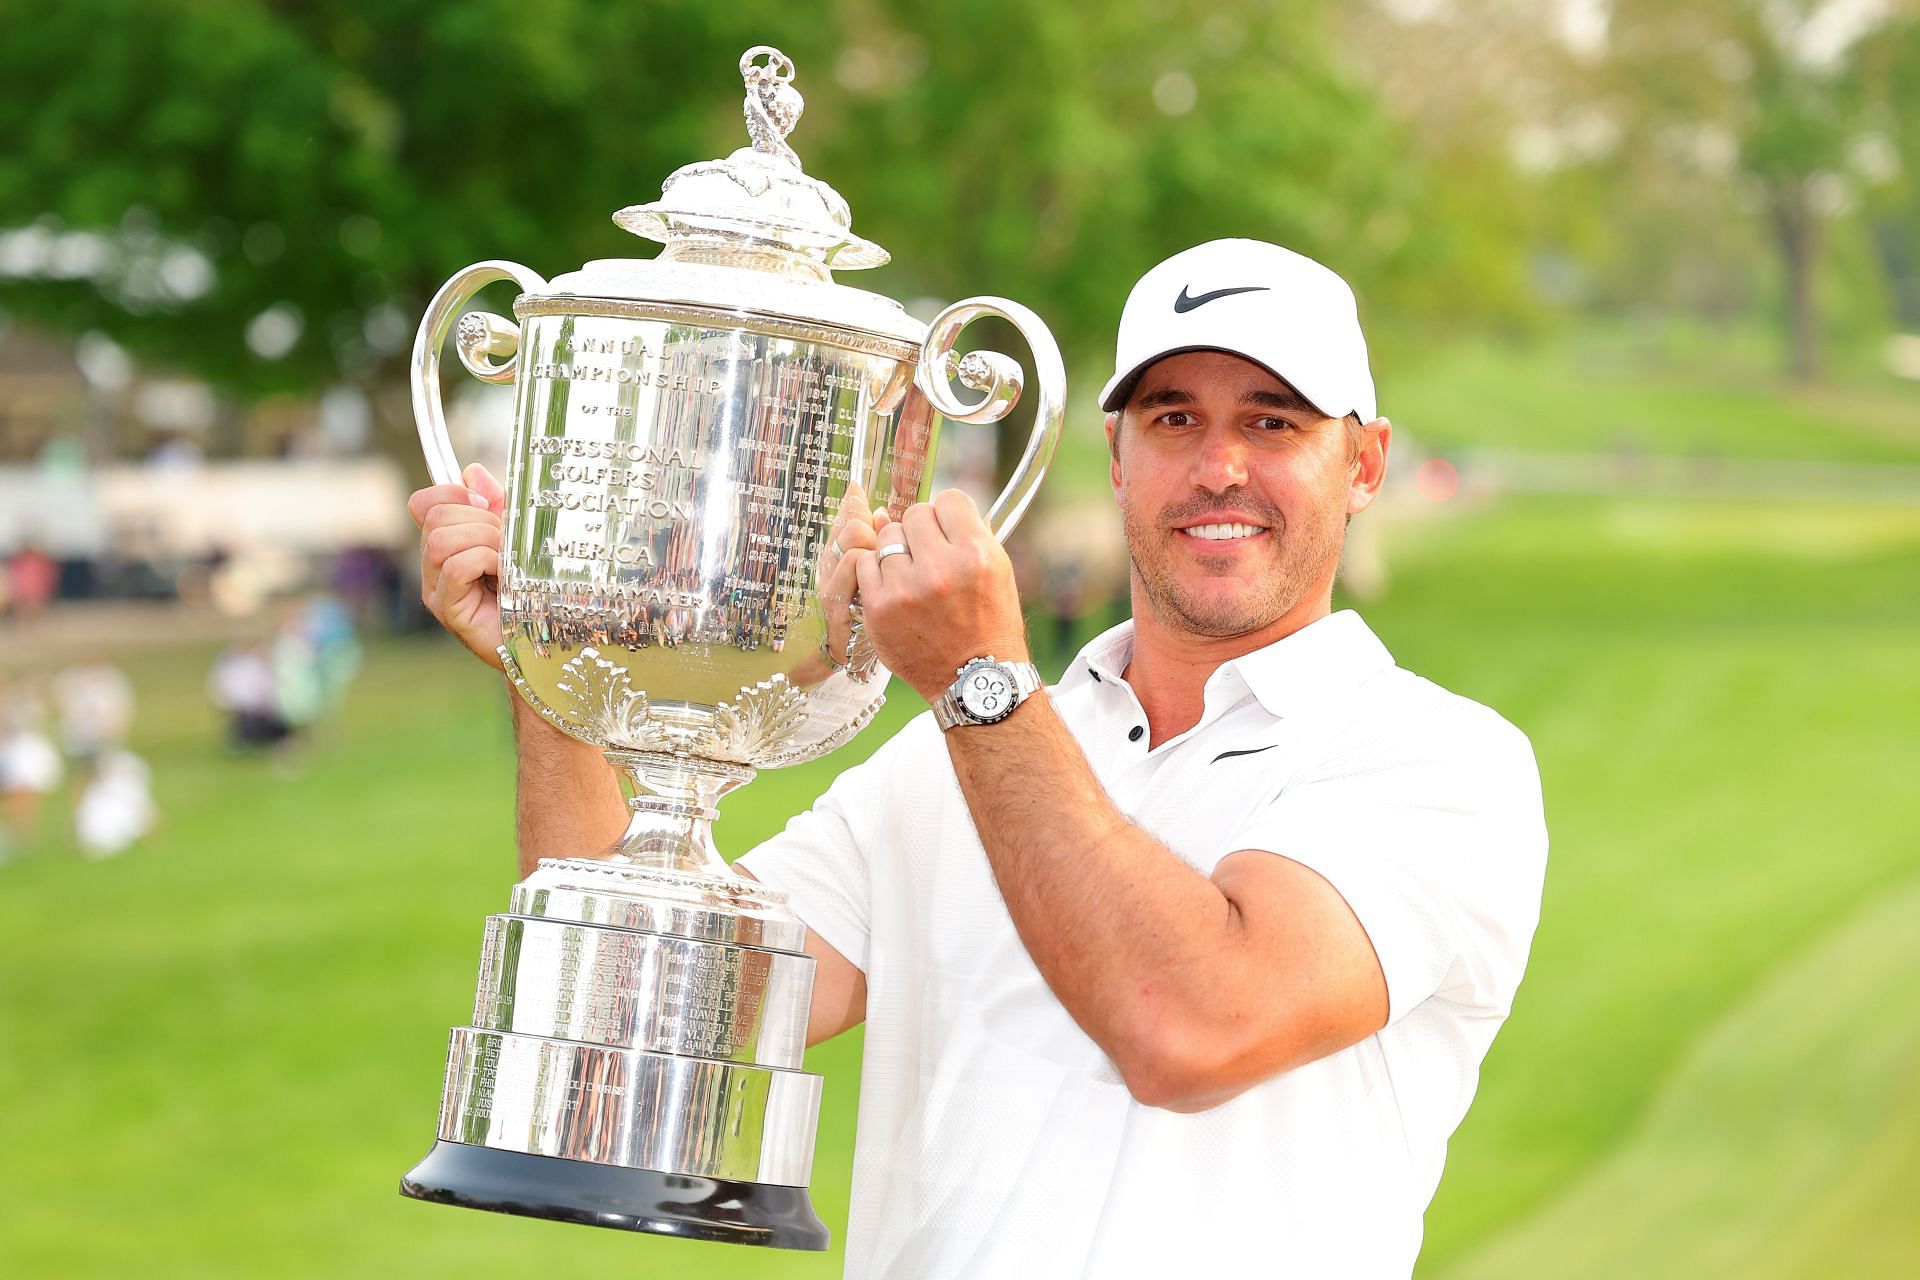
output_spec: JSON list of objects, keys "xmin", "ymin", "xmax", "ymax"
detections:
[{"xmin": 410, "ymin": 239, "xmax": 1547, "ymax": 1278}]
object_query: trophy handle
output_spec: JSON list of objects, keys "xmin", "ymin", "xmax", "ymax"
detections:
[
  {"xmin": 913, "ymin": 297, "xmax": 1065, "ymax": 542},
  {"xmin": 410, "ymin": 260, "xmax": 549, "ymax": 486}
]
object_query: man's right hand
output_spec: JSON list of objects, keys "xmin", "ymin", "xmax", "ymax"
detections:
[{"xmin": 408, "ymin": 462, "xmax": 508, "ymax": 671}]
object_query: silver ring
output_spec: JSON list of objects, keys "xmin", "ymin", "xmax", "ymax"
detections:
[
  {"xmin": 829, "ymin": 537, "xmax": 844, "ymax": 560},
  {"xmin": 875, "ymin": 543, "xmax": 910, "ymax": 564}
]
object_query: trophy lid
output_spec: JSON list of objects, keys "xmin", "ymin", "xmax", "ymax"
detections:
[
  {"xmin": 533, "ymin": 46, "xmax": 920, "ymax": 345},
  {"xmin": 615, "ymin": 46, "xmax": 888, "ymax": 272}
]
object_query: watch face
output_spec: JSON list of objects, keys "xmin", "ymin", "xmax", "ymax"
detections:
[{"xmin": 958, "ymin": 664, "xmax": 1016, "ymax": 721}]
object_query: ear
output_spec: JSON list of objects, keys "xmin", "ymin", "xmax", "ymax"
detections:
[
  {"xmin": 1106, "ymin": 412, "xmax": 1123, "ymax": 497},
  {"xmin": 1347, "ymin": 417, "xmax": 1391, "ymax": 516}
]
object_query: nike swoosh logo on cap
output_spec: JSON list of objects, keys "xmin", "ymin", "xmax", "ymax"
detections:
[{"xmin": 1173, "ymin": 284, "xmax": 1270, "ymax": 313}]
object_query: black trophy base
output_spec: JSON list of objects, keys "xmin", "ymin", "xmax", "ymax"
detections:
[{"xmin": 400, "ymin": 1140, "xmax": 829, "ymax": 1251}]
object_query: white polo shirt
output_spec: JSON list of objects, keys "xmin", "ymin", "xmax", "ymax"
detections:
[{"xmin": 738, "ymin": 610, "xmax": 1547, "ymax": 1279}]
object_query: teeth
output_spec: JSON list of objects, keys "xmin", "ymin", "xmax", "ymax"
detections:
[{"xmin": 1184, "ymin": 522, "xmax": 1265, "ymax": 540}]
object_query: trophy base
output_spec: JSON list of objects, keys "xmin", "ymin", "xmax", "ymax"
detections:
[{"xmin": 400, "ymin": 1140, "xmax": 829, "ymax": 1251}]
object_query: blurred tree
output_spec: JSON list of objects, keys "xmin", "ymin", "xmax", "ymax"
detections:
[
  {"xmin": 821, "ymin": 0, "xmax": 1419, "ymax": 365},
  {"xmin": 0, "ymin": 0, "xmax": 1438, "ymax": 460},
  {"xmin": 1604, "ymin": 0, "xmax": 1918, "ymax": 380},
  {"xmin": 0, "ymin": 0, "xmax": 832, "ymax": 439},
  {"xmin": 1332, "ymin": 1, "xmax": 1580, "ymax": 338},
  {"xmin": 1345, "ymin": 0, "xmax": 1920, "ymax": 380},
  {"xmin": 1855, "ymin": 13, "xmax": 1920, "ymax": 331}
]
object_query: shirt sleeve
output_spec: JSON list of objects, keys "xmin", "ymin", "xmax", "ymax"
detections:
[
  {"xmin": 1227, "ymin": 698, "xmax": 1549, "ymax": 1026},
  {"xmin": 734, "ymin": 731, "xmax": 898, "ymax": 974}
]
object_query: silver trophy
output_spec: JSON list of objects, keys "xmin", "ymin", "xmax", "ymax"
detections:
[{"xmin": 398, "ymin": 47, "xmax": 1064, "ymax": 1248}]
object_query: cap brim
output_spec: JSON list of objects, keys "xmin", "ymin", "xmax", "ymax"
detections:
[{"xmin": 1098, "ymin": 345, "xmax": 1333, "ymax": 416}]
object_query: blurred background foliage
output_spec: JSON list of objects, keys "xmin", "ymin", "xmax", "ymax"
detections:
[
  {"xmin": 2, "ymin": 3, "xmax": 1918, "ymax": 1279},
  {"xmin": 3, "ymin": 0, "xmax": 1914, "ymax": 427}
]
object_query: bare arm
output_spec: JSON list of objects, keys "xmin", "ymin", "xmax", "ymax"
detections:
[
  {"xmin": 944, "ymin": 693, "xmax": 1385, "ymax": 1110},
  {"xmin": 508, "ymin": 695, "xmax": 628, "ymax": 877},
  {"xmin": 852, "ymin": 491, "xmax": 1387, "ymax": 1111},
  {"xmin": 409, "ymin": 466, "xmax": 629, "ymax": 876}
]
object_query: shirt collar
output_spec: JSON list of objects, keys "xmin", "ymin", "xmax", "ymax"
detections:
[
  {"xmin": 1056, "ymin": 619, "xmax": 1137, "ymax": 694},
  {"xmin": 1222, "ymin": 610, "xmax": 1395, "ymax": 718},
  {"xmin": 1056, "ymin": 610, "xmax": 1394, "ymax": 717}
]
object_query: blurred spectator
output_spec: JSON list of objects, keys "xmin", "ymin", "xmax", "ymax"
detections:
[
  {"xmin": 272, "ymin": 618, "xmax": 327, "ymax": 742},
  {"xmin": 74, "ymin": 749, "xmax": 157, "ymax": 859},
  {"xmin": 52, "ymin": 657, "xmax": 135, "ymax": 780},
  {"xmin": 205, "ymin": 596, "xmax": 360, "ymax": 761},
  {"xmin": 296, "ymin": 593, "xmax": 362, "ymax": 713},
  {"xmin": 363, "ymin": 547, "xmax": 429, "ymax": 632},
  {"xmin": 208, "ymin": 641, "xmax": 289, "ymax": 753},
  {"xmin": 0, "ymin": 682, "xmax": 63, "ymax": 855},
  {"xmin": 334, "ymin": 544, "xmax": 390, "ymax": 625},
  {"xmin": 5, "ymin": 543, "xmax": 59, "ymax": 619}
]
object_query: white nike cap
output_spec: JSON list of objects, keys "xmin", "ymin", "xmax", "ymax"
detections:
[{"xmin": 1098, "ymin": 238, "xmax": 1377, "ymax": 423}]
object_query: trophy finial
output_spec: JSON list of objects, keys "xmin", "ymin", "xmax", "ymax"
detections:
[{"xmin": 740, "ymin": 46, "xmax": 804, "ymax": 170}]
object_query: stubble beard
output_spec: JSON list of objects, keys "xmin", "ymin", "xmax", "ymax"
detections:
[{"xmin": 1121, "ymin": 491, "xmax": 1344, "ymax": 639}]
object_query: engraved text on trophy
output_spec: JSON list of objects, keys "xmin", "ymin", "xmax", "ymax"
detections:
[{"xmin": 496, "ymin": 312, "xmax": 908, "ymax": 731}]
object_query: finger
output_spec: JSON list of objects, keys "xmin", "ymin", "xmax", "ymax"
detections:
[
  {"xmin": 874, "ymin": 523, "xmax": 912, "ymax": 575},
  {"xmin": 821, "ymin": 507, "xmax": 877, "ymax": 571},
  {"xmin": 425, "ymin": 521, "xmax": 504, "ymax": 574},
  {"xmin": 420, "ymin": 502, "xmax": 503, "ymax": 536},
  {"xmin": 932, "ymin": 488, "xmax": 989, "ymax": 543},
  {"xmin": 820, "ymin": 551, "xmax": 859, "ymax": 612},
  {"xmin": 463, "ymin": 463, "xmax": 508, "ymax": 515},
  {"xmin": 835, "ymin": 484, "xmax": 875, "ymax": 527},
  {"xmin": 873, "ymin": 507, "xmax": 897, "ymax": 533},
  {"xmin": 850, "ymin": 547, "xmax": 883, "ymax": 606},
  {"xmin": 819, "ymin": 553, "xmax": 863, "ymax": 657},
  {"xmin": 436, "ymin": 544, "xmax": 500, "ymax": 600},
  {"xmin": 835, "ymin": 518, "xmax": 879, "ymax": 554},
  {"xmin": 409, "ymin": 483, "xmax": 488, "ymax": 528},
  {"xmin": 902, "ymin": 500, "xmax": 950, "ymax": 551}
]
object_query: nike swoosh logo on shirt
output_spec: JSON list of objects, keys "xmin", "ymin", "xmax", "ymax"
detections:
[
  {"xmin": 1173, "ymin": 285, "xmax": 1270, "ymax": 313},
  {"xmin": 1211, "ymin": 744, "xmax": 1279, "ymax": 764}
]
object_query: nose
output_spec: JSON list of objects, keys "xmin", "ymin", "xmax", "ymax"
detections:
[{"xmin": 1189, "ymin": 427, "xmax": 1250, "ymax": 494}]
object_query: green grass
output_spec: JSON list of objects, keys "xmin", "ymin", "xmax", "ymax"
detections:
[
  {"xmin": 0, "ymin": 642, "xmax": 910, "ymax": 1279},
  {"xmin": 1371, "ymin": 497, "xmax": 1920, "ymax": 1275},
  {"xmin": 1432, "ymin": 873, "xmax": 1920, "ymax": 1279},
  {"xmin": 1379, "ymin": 335, "xmax": 1920, "ymax": 463}
]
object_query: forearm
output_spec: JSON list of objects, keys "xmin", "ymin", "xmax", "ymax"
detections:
[
  {"xmin": 945, "ymin": 694, "xmax": 1249, "ymax": 1087},
  {"xmin": 508, "ymin": 687, "xmax": 629, "ymax": 877}
]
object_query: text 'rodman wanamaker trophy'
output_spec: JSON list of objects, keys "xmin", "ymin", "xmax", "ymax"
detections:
[{"xmin": 397, "ymin": 47, "xmax": 1064, "ymax": 1248}]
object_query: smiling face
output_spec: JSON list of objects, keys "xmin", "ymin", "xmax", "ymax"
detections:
[{"xmin": 1108, "ymin": 350, "xmax": 1387, "ymax": 642}]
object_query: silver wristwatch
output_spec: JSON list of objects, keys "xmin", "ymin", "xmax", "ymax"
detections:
[{"xmin": 932, "ymin": 655, "xmax": 1044, "ymax": 730}]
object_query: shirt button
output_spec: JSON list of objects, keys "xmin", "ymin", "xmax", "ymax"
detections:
[{"xmin": 1128, "ymin": 725, "xmax": 1144, "ymax": 742}]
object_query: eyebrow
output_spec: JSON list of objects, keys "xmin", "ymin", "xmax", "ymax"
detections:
[
  {"xmin": 1131, "ymin": 384, "xmax": 1320, "ymax": 414},
  {"xmin": 1240, "ymin": 387, "xmax": 1317, "ymax": 413}
]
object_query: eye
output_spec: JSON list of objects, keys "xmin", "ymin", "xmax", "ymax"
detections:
[
  {"xmin": 1157, "ymin": 411, "xmax": 1198, "ymax": 428},
  {"xmin": 1253, "ymin": 415, "xmax": 1293, "ymax": 432}
]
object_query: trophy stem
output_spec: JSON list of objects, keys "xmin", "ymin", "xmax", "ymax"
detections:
[{"xmin": 602, "ymin": 749, "xmax": 755, "ymax": 880}]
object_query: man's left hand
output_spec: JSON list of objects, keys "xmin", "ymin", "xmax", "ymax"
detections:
[{"xmin": 850, "ymin": 489, "xmax": 1031, "ymax": 703}]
